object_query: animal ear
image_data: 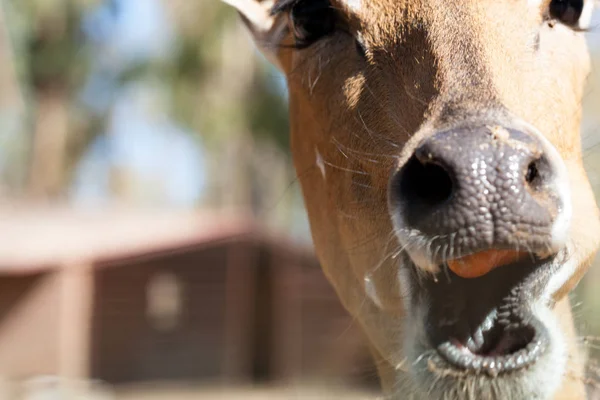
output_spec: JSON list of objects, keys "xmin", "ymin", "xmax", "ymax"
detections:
[
  {"xmin": 222, "ymin": 0, "xmax": 288, "ymax": 71},
  {"xmin": 576, "ymin": 0, "xmax": 597, "ymax": 30}
]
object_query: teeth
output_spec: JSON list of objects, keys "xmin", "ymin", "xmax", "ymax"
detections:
[
  {"xmin": 481, "ymin": 310, "xmax": 497, "ymax": 332},
  {"xmin": 466, "ymin": 336, "xmax": 480, "ymax": 353},
  {"xmin": 464, "ymin": 310, "xmax": 499, "ymax": 354},
  {"xmin": 472, "ymin": 326, "xmax": 485, "ymax": 350}
]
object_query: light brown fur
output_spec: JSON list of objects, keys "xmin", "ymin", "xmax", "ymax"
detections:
[{"xmin": 225, "ymin": 0, "xmax": 600, "ymax": 398}]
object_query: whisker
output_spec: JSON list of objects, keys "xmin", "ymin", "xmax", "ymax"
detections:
[
  {"xmin": 368, "ymin": 244, "xmax": 406, "ymax": 276},
  {"xmin": 412, "ymin": 349, "xmax": 435, "ymax": 366},
  {"xmin": 355, "ymin": 108, "xmax": 401, "ymax": 149},
  {"xmin": 332, "ymin": 136, "xmax": 399, "ymax": 160},
  {"xmin": 363, "ymin": 81, "xmax": 412, "ymax": 138},
  {"xmin": 442, "ymin": 261, "xmax": 452, "ymax": 283},
  {"xmin": 323, "ymin": 160, "xmax": 370, "ymax": 175},
  {"xmin": 347, "ymin": 227, "xmax": 396, "ymax": 253}
]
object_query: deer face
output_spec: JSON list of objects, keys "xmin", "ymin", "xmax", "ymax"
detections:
[{"xmin": 226, "ymin": 0, "xmax": 600, "ymax": 398}]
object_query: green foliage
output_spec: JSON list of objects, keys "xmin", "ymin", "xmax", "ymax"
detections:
[
  {"xmin": 3, "ymin": 0, "xmax": 294, "ymax": 206},
  {"xmin": 248, "ymin": 66, "xmax": 290, "ymax": 151}
]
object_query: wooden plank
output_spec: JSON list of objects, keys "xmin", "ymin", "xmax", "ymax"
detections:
[
  {"xmin": 58, "ymin": 262, "xmax": 94, "ymax": 381},
  {"xmin": 222, "ymin": 241, "xmax": 259, "ymax": 383},
  {"xmin": 270, "ymin": 248, "xmax": 303, "ymax": 382}
]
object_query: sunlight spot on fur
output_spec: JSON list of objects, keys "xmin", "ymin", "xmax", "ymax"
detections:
[
  {"xmin": 343, "ymin": 73, "xmax": 366, "ymax": 111},
  {"xmin": 343, "ymin": 0, "xmax": 362, "ymax": 12}
]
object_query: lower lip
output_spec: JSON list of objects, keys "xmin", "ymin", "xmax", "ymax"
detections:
[{"xmin": 436, "ymin": 317, "xmax": 546, "ymax": 376}]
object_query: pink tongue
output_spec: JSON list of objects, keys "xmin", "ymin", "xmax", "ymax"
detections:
[{"xmin": 447, "ymin": 250, "xmax": 526, "ymax": 279}]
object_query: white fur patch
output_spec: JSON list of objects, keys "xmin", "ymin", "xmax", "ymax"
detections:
[
  {"xmin": 223, "ymin": 0, "xmax": 275, "ymax": 32},
  {"xmin": 527, "ymin": 0, "xmax": 544, "ymax": 7},
  {"xmin": 315, "ymin": 149, "xmax": 326, "ymax": 179},
  {"xmin": 544, "ymin": 250, "xmax": 578, "ymax": 300},
  {"xmin": 529, "ymin": 302, "xmax": 567, "ymax": 398},
  {"xmin": 550, "ymin": 180, "xmax": 572, "ymax": 251},
  {"xmin": 364, "ymin": 275, "xmax": 383, "ymax": 308}
]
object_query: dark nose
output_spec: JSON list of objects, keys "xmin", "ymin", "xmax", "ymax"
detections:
[{"xmin": 390, "ymin": 125, "xmax": 562, "ymax": 262}]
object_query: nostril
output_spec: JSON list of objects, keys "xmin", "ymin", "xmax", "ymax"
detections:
[
  {"xmin": 525, "ymin": 161, "xmax": 540, "ymax": 185},
  {"xmin": 399, "ymin": 156, "xmax": 454, "ymax": 207},
  {"xmin": 525, "ymin": 157, "xmax": 550, "ymax": 190}
]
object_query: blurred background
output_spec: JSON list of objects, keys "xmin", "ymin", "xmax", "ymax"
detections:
[{"xmin": 0, "ymin": 0, "xmax": 597, "ymax": 398}]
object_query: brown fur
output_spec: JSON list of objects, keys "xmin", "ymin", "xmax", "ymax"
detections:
[{"xmin": 225, "ymin": 0, "xmax": 600, "ymax": 398}]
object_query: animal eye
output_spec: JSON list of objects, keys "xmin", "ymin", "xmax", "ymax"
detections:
[
  {"xmin": 548, "ymin": 0, "xmax": 591, "ymax": 28},
  {"xmin": 288, "ymin": 0, "xmax": 337, "ymax": 48}
]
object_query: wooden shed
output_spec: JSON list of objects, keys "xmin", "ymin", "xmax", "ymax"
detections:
[{"xmin": 0, "ymin": 207, "xmax": 375, "ymax": 391}]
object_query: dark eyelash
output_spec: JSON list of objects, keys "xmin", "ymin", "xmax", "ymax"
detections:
[
  {"xmin": 267, "ymin": 0, "xmax": 305, "ymax": 50},
  {"xmin": 270, "ymin": 0, "xmax": 347, "ymax": 51}
]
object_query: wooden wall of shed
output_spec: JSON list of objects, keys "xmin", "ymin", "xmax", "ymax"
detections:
[
  {"xmin": 89, "ymin": 238, "xmax": 377, "ymax": 388},
  {"xmin": 0, "ymin": 272, "xmax": 60, "ymax": 378},
  {"xmin": 0, "ymin": 236, "xmax": 375, "ymax": 388},
  {"xmin": 268, "ymin": 246, "xmax": 377, "ymax": 389},
  {"xmin": 90, "ymin": 241, "xmax": 258, "ymax": 385}
]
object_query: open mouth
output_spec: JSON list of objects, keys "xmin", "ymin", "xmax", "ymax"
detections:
[
  {"xmin": 412, "ymin": 254, "xmax": 558, "ymax": 377},
  {"xmin": 437, "ymin": 307, "xmax": 548, "ymax": 376}
]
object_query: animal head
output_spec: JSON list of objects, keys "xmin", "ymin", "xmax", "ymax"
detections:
[{"xmin": 224, "ymin": 0, "xmax": 600, "ymax": 398}]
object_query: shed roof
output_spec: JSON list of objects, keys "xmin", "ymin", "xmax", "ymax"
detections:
[{"xmin": 0, "ymin": 206, "xmax": 312, "ymax": 273}]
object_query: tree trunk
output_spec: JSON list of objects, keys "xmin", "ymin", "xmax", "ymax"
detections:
[{"xmin": 27, "ymin": 87, "xmax": 70, "ymax": 199}]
